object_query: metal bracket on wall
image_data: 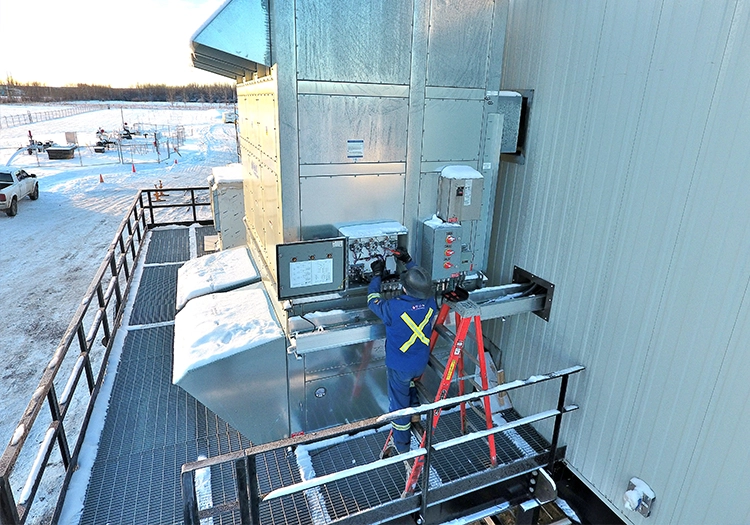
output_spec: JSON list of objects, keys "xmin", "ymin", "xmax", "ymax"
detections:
[{"xmin": 512, "ymin": 266, "xmax": 555, "ymax": 321}]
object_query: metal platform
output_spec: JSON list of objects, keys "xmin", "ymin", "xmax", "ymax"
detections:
[
  {"xmin": 75, "ymin": 225, "xmax": 564, "ymax": 525},
  {"xmin": 76, "ymin": 226, "xmax": 250, "ymax": 525}
]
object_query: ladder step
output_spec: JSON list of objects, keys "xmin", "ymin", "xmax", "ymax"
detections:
[
  {"xmin": 427, "ymin": 355, "xmax": 477, "ymax": 384},
  {"xmin": 411, "ymin": 420, "xmax": 425, "ymax": 441},
  {"xmin": 468, "ymin": 402, "xmax": 487, "ymax": 421},
  {"xmin": 434, "ymin": 323, "xmax": 456, "ymax": 343},
  {"xmin": 414, "ymin": 380, "xmax": 431, "ymax": 403},
  {"xmin": 468, "ymin": 377, "xmax": 484, "ymax": 391},
  {"xmin": 433, "ymin": 326, "xmax": 481, "ymax": 366}
]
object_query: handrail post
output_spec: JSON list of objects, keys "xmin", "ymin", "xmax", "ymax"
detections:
[
  {"xmin": 234, "ymin": 457, "xmax": 252, "ymax": 525},
  {"xmin": 247, "ymin": 455, "xmax": 261, "ymax": 524},
  {"xmin": 191, "ymin": 189, "xmax": 198, "ymax": 223},
  {"xmin": 118, "ymin": 235, "xmax": 130, "ymax": 280},
  {"xmin": 547, "ymin": 375, "xmax": 570, "ymax": 471},
  {"xmin": 46, "ymin": 387, "xmax": 70, "ymax": 470},
  {"xmin": 126, "ymin": 218, "xmax": 136, "ymax": 259},
  {"xmin": 147, "ymin": 190, "xmax": 155, "ymax": 226},
  {"xmin": 0, "ymin": 474, "xmax": 20, "ymax": 525},
  {"xmin": 109, "ymin": 254, "xmax": 122, "ymax": 313},
  {"xmin": 96, "ymin": 283, "xmax": 111, "ymax": 351},
  {"xmin": 181, "ymin": 470, "xmax": 200, "ymax": 525},
  {"xmin": 419, "ymin": 408, "xmax": 436, "ymax": 523}
]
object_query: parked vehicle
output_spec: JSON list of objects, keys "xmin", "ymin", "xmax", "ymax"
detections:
[{"xmin": 0, "ymin": 169, "xmax": 39, "ymax": 216}]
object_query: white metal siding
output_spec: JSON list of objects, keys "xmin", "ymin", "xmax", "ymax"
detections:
[{"xmin": 489, "ymin": 1, "xmax": 750, "ymax": 523}]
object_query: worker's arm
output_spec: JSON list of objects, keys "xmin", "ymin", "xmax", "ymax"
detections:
[
  {"xmin": 367, "ymin": 259, "xmax": 392, "ymax": 324},
  {"xmin": 393, "ymin": 246, "xmax": 415, "ymax": 271}
]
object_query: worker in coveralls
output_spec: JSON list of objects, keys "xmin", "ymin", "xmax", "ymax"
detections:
[{"xmin": 368, "ymin": 247, "xmax": 437, "ymax": 457}]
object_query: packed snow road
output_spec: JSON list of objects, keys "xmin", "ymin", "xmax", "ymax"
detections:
[{"xmin": 0, "ymin": 103, "xmax": 238, "ymax": 470}]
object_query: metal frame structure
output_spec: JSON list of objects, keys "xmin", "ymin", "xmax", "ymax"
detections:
[
  {"xmin": 0, "ymin": 187, "xmax": 211, "ymax": 525},
  {"xmin": 181, "ymin": 365, "xmax": 583, "ymax": 525}
]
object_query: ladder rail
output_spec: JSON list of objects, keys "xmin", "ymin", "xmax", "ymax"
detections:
[{"xmin": 406, "ymin": 308, "xmax": 498, "ymax": 494}]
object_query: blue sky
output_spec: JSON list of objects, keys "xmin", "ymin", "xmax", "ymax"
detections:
[{"xmin": 0, "ymin": 0, "xmax": 232, "ymax": 87}]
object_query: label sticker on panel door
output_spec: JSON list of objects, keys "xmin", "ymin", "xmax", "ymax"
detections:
[
  {"xmin": 289, "ymin": 259, "xmax": 334, "ymax": 288},
  {"xmin": 347, "ymin": 139, "xmax": 364, "ymax": 159},
  {"xmin": 463, "ymin": 180, "xmax": 473, "ymax": 206}
]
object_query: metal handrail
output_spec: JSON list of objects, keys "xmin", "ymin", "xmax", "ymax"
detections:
[
  {"xmin": 180, "ymin": 365, "xmax": 584, "ymax": 525},
  {"xmin": 0, "ymin": 186, "xmax": 211, "ymax": 525}
]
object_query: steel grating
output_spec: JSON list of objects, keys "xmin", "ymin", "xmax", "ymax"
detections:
[
  {"xmin": 78, "ymin": 323, "xmax": 252, "ymax": 525},
  {"xmin": 309, "ymin": 432, "xmax": 406, "ymax": 521},
  {"xmin": 129, "ymin": 265, "xmax": 180, "ymax": 325},
  {"xmin": 76, "ymin": 227, "xmax": 255, "ymax": 525},
  {"xmin": 301, "ymin": 408, "xmax": 552, "ymax": 522},
  {"xmin": 145, "ymin": 228, "xmax": 191, "ymax": 263}
]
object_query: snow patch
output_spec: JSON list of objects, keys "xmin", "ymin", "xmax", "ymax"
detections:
[
  {"xmin": 173, "ymin": 286, "xmax": 283, "ymax": 383},
  {"xmin": 10, "ymin": 424, "xmax": 25, "ymax": 446},
  {"xmin": 555, "ymin": 497, "xmax": 581, "ymax": 523},
  {"xmin": 175, "ymin": 245, "xmax": 259, "ymax": 311},
  {"xmin": 210, "ymin": 163, "xmax": 243, "ymax": 186},
  {"xmin": 336, "ymin": 220, "xmax": 407, "ymax": 239},
  {"xmin": 294, "ymin": 446, "xmax": 332, "ymax": 525},
  {"xmin": 440, "ymin": 165, "xmax": 483, "ymax": 180}
]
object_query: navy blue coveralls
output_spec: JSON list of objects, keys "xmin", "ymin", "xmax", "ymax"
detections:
[{"xmin": 367, "ymin": 262, "xmax": 437, "ymax": 453}]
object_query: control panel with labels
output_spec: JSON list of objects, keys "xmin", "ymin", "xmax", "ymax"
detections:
[
  {"xmin": 421, "ymin": 220, "xmax": 463, "ymax": 281},
  {"xmin": 276, "ymin": 238, "xmax": 347, "ymax": 300}
]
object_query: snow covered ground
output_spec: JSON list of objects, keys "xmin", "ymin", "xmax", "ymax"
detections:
[{"xmin": 0, "ymin": 103, "xmax": 238, "ymax": 522}]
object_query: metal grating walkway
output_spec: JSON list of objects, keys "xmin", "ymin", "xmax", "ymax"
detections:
[
  {"xmin": 75, "ymin": 225, "xmax": 554, "ymax": 525},
  {"xmin": 78, "ymin": 226, "xmax": 254, "ymax": 525}
]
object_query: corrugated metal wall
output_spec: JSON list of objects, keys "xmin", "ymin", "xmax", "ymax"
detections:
[{"xmin": 488, "ymin": 1, "xmax": 750, "ymax": 523}]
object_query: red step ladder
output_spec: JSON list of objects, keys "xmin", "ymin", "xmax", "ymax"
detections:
[{"xmin": 395, "ymin": 300, "xmax": 498, "ymax": 496}]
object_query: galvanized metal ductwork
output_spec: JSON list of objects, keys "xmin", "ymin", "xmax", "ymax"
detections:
[
  {"xmin": 181, "ymin": 0, "xmax": 535, "ymax": 445},
  {"xmin": 190, "ymin": 0, "xmax": 271, "ymax": 81}
]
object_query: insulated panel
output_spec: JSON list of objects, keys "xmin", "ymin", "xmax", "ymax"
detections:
[
  {"xmin": 295, "ymin": 0, "xmax": 412, "ymax": 84},
  {"xmin": 426, "ymin": 0, "xmax": 495, "ymax": 88},
  {"xmin": 299, "ymin": 174, "xmax": 405, "ymax": 239},
  {"xmin": 489, "ymin": 2, "xmax": 750, "ymax": 523},
  {"xmin": 298, "ymin": 94, "xmax": 409, "ymax": 164},
  {"xmin": 422, "ymin": 98, "xmax": 484, "ymax": 162}
]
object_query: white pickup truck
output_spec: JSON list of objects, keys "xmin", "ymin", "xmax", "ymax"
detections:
[{"xmin": 0, "ymin": 168, "xmax": 39, "ymax": 217}]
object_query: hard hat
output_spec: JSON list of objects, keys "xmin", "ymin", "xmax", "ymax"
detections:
[{"xmin": 402, "ymin": 266, "xmax": 433, "ymax": 299}]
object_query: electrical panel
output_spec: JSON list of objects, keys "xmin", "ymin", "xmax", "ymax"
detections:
[
  {"xmin": 276, "ymin": 238, "xmax": 347, "ymax": 300},
  {"xmin": 437, "ymin": 165, "xmax": 484, "ymax": 222},
  {"xmin": 337, "ymin": 221, "xmax": 408, "ymax": 286},
  {"xmin": 421, "ymin": 219, "xmax": 463, "ymax": 281}
]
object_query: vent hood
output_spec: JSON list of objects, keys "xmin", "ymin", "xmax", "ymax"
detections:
[{"xmin": 190, "ymin": 0, "xmax": 271, "ymax": 81}]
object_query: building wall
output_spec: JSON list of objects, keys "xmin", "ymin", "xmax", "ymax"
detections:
[{"xmin": 487, "ymin": 1, "xmax": 750, "ymax": 523}]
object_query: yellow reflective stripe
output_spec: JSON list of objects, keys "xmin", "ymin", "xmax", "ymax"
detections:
[
  {"xmin": 367, "ymin": 293, "xmax": 381, "ymax": 302},
  {"xmin": 399, "ymin": 307, "xmax": 434, "ymax": 352},
  {"xmin": 392, "ymin": 421, "xmax": 411, "ymax": 431}
]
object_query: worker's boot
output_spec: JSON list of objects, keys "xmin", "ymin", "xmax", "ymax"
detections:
[{"xmin": 380, "ymin": 435, "xmax": 399, "ymax": 459}]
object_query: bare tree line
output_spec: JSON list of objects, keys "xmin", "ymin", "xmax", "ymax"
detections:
[{"xmin": 1, "ymin": 77, "xmax": 237, "ymax": 104}]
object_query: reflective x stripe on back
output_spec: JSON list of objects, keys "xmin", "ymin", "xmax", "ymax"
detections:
[{"xmin": 399, "ymin": 307, "xmax": 434, "ymax": 352}]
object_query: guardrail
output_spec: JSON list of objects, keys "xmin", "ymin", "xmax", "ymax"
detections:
[
  {"xmin": 180, "ymin": 365, "xmax": 584, "ymax": 525},
  {"xmin": 0, "ymin": 187, "xmax": 211, "ymax": 525}
]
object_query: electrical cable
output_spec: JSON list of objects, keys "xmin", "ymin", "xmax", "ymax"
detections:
[{"xmin": 299, "ymin": 315, "xmax": 317, "ymax": 331}]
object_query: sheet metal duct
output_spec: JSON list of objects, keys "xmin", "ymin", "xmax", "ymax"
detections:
[{"xmin": 190, "ymin": 0, "xmax": 271, "ymax": 81}]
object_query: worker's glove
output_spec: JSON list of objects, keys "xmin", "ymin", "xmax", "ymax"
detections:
[
  {"xmin": 393, "ymin": 246, "xmax": 412, "ymax": 264},
  {"xmin": 370, "ymin": 258, "xmax": 385, "ymax": 277}
]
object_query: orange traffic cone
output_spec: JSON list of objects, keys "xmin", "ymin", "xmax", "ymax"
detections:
[
  {"xmin": 99, "ymin": 174, "xmax": 104, "ymax": 183},
  {"xmin": 132, "ymin": 163, "xmax": 136, "ymax": 173}
]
